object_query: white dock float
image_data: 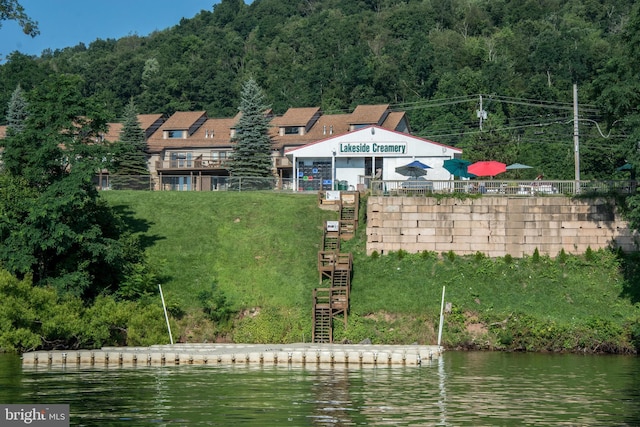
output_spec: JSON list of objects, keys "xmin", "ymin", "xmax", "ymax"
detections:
[{"xmin": 22, "ymin": 343, "xmax": 443, "ymax": 368}]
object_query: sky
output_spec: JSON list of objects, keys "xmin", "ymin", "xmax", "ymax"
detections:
[{"xmin": 1, "ymin": 0, "xmax": 220, "ymax": 57}]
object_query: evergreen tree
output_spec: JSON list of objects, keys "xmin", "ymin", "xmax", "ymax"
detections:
[
  {"xmin": 0, "ymin": 75, "xmax": 146, "ymax": 299},
  {"xmin": 5, "ymin": 84, "xmax": 27, "ymax": 134},
  {"xmin": 231, "ymin": 78, "xmax": 273, "ymax": 181},
  {"xmin": 1, "ymin": 74, "xmax": 110, "ymax": 188},
  {"xmin": 112, "ymin": 99, "xmax": 148, "ymax": 175}
]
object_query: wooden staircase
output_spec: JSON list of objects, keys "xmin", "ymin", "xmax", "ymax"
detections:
[
  {"xmin": 338, "ymin": 192, "xmax": 359, "ymax": 240},
  {"xmin": 322, "ymin": 228, "xmax": 340, "ymax": 252},
  {"xmin": 312, "ymin": 288, "xmax": 332, "ymax": 343},
  {"xmin": 312, "ymin": 191, "xmax": 360, "ymax": 343}
]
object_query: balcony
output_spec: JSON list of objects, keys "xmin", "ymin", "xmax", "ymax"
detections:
[
  {"xmin": 155, "ymin": 158, "xmax": 230, "ymax": 172},
  {"xmin": 275, "ymin": 156, "xmax": 292, "ymax": 168}
]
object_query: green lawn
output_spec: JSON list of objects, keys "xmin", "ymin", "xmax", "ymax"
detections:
[
  {"xmin": 103, "ymin": 191, "xmax": 337, "ymax": 310},
  {"xmin": 102, "ymin": 191, "xmax": 640, "ymax": 351}
]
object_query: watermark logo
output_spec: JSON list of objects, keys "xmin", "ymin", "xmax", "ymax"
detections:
[{"xmin": 0, "ymin": 405, "xmax": 69, "ymax": 426}]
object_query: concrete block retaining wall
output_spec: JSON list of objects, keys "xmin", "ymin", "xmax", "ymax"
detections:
[{"xmin": 367, "ymin": 196, "xmax": 639, "ymax": 256}]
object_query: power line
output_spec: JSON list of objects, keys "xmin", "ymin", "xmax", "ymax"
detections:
[{"xmin": 392, "ymin": 93, "xmax": 601, "ymax": 114}]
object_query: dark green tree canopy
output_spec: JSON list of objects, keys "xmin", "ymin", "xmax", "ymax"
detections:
[
  {"xmin": 0, "ymin": 0, "xmax": 639, "ymax": 184},
  {"xmin": 0, "ymin": 76, "xmax": 148, "ymax": 299},
  {"xmin": 1, "ymin": 74, "xmax": 110, "ymax": 188},
  {"xmin": 0, "ymin": 0, "xmax": 38, "ymax": 37}
]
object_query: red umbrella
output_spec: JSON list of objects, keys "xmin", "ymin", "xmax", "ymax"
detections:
[{"xmin": 468, "ymin": 161, "xmax": 507, "ymax": 177}]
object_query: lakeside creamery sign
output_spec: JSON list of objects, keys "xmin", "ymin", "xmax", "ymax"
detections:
[{"xmin": 339, "ymin": 142, "xmax": 407, "ymax": 155}]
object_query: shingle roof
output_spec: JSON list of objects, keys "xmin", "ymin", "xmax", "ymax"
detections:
[
  {"xmin": 270, "ymin": 107, "xmax": 321, "ymax": 127},
  {"xmin": 103, "ymin": 123, "xmax": 122, "ymax": 142},
  {"xmin": 349, "ymin": 104, "xmax": 390, "ymax": 125},
  {"xmin": 146, "ymin": 117, "xmax": 238, "ymax": 153},
  {"xmin": 96, "ymin": 104, "xmax": 411, "ymax": 154},
  {"xmin": 138, "ymin": 113, "xmax": 164, "ymax": 131},
  {"xmin": 102, "ymin": 113, "xmax": 165, "ymax": 143},
  {"xmin": 159, "ymin": 111, "xmax": 207, "ymax": 131},
  {"xmin": 381, "ymin": 111, "xmax": 407, "ymax": 131},
  {"xmin": 270, "ymin": 113, "xmax": 353, "ymax": 149}
]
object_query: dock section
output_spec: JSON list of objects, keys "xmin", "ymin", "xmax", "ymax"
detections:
[{"xmin": 22, "ymin": 343, "xmax": 443, "ymax": 368}]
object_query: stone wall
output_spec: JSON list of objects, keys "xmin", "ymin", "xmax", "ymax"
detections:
[{"xmin": 366, "ymin": 196, "xmax": 639, "ymax": 257}]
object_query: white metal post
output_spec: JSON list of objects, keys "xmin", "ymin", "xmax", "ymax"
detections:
[
  {"xmin": 573, "ymin": 84, "xmax": 580, "ymax": 193},
  {"xmin": 159, "ymin": 284, "xmax": 174, "ymax": 345},
  {"xmin": 437, "ymin": 286, "xmax": 445, "ymax": 348}
]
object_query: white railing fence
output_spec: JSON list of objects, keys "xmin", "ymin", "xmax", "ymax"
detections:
[
  {"xmin": 94, "ymin": 175, "xmax": 637, "ymax": 196},
  {"xmin": 369, "ymin": 179, "xmax": 637, "ymax": 196}
]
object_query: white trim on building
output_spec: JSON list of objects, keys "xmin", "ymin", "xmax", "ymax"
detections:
[{"xmin": 285, "ymin": 126, "xmax": 463, "ymax": 191}]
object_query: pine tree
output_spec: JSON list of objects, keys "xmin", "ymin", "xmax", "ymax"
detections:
[
  {"xmin": 5, "ymin": 84, "xmax": 28, "ymax": 135},
  {"xmin": 113, "ymin": 99, "xmax": 148, "ymax": 175},
  {"xmin": 0, "ymin": 74, "xmax": 145, "ymax": 299},
  {"xmin": 231, "ymin": 78, "xmax": 273, "ymax": 184}
]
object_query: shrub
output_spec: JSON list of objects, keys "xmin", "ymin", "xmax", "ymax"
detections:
[
  {"xmin": 474, "ymin": 251, "xmax": 486, "ymax": 262},
  {"xmin": 197, "ymin": 281, "xmax": 236, "ymax": 324},
  {"xmin": 445, "ymin": 250, "xmax": 456, "ymax": 262},
  {"xmin": 396, "ymin": 249, "xmax": 408, "ymax": 260},
  {"xmin": 557, "ymin": 248, "xmax": 569, "ymax": 264},
  {"xmin": 233, "ymin": 307, "xmax": 308, "ymax": 343},
  {"xmin": 532, "ymin": 248, "xmax": 540, "ymax": 263},
  {"xmin": 584, "ymin": 246, "xmax": 595, "ymax": 262},
  {"xmin": 420, "ymin": 250, "xmax": 438, "ymax": 260}
]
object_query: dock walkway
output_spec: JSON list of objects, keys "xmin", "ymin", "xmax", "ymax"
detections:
[{"xmin": 22, "ymin": 343, "xmax": 443, "ymax": 368}]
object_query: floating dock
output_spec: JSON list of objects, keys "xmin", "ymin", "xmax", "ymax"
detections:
[{"xmin": 22, "ymin": 343, "xmax": 443, "ymax": 368}]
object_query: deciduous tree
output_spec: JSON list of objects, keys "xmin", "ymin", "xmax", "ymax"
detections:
[
  {"xmin": 0, "ymin": 75, "xmax": 148, "ymax": 299},
  {"xmin": 0, "ymin": 0, "xmax": 38, "ymax": 37}
]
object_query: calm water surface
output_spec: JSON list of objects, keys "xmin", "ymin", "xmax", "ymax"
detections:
[{"xmin": 1, "ymin": 351, "xmax": 639, "ymax": 426}]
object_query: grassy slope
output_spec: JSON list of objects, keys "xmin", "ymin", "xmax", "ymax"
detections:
[
  {"xmin": 103, "ymin": 191, "xmax": 640, "ymax": 350},
  {"xmin": 104, "ymin": 191, "xmax": 336, "ymax": 308}
]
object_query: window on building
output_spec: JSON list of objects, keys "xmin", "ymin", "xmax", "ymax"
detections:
[
  {"xmin": 165, "ymin": 176, "xmax": 191, "ymax": 191},
  {"xmin": 211, "ymin": 151, "xmax": 228, "ymax": 160},
  {"xmin": 167, "ymin": 130, "xmax": 185, "ymax": 139},
  {"xmin": 170, "ymin": 152, "xmax": 192, "ymax": 168},
  {"xmin": 284, "ymin": 126, "xmax": 300, "ymax": 135}
]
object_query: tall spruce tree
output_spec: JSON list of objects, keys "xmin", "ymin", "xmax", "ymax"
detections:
[
  {"xmin": 231, "ymin": 78, "xmax": 273, "ymax": 183},
  {"xmin": 112, "ymin": 99, "xmax": 148, "ymax": 176},
  {"xmin": 5, "ymin": 84, "xmax": 28, "ymax": 134}
]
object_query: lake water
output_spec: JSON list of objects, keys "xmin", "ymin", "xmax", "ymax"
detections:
[{"xmin": 1, "ymin": 351, "xmax": 639, "ymax": 426}]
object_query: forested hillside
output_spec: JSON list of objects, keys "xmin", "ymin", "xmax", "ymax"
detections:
[{"xmin": 2, "ymin": 0, "xmax": 640, "ymax": 179}]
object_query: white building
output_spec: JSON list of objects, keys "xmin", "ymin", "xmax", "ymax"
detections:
[{"xmin": 285, "ymin": 125, "xmax": 463, "ymax": 191}]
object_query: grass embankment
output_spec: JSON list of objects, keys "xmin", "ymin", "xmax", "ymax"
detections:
[{"xmin": 103, "ymin": 191, "xmax": 640, "ymax": 353}]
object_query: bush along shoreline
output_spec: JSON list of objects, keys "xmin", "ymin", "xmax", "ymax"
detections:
[{"xmin": 2, "ymin": 192, "xmax": 639, "ymax": 355}]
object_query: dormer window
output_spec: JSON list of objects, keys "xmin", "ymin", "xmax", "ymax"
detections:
[
  {"xmin": 284, "ymin": 126, "xmax": 300, "ymax": 135},
  {"xmin": 166, "ymin": 130, "xmax": 185, "ymax": 139}
]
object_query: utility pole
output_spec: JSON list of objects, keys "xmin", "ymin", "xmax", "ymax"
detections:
[
  {"xmin": 477, "ymin": 95, "xmax": 487, "ymax": 130},
  {"xmin": 573, "ymin": 84, "xmax": 580, "ymax": 193}
]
